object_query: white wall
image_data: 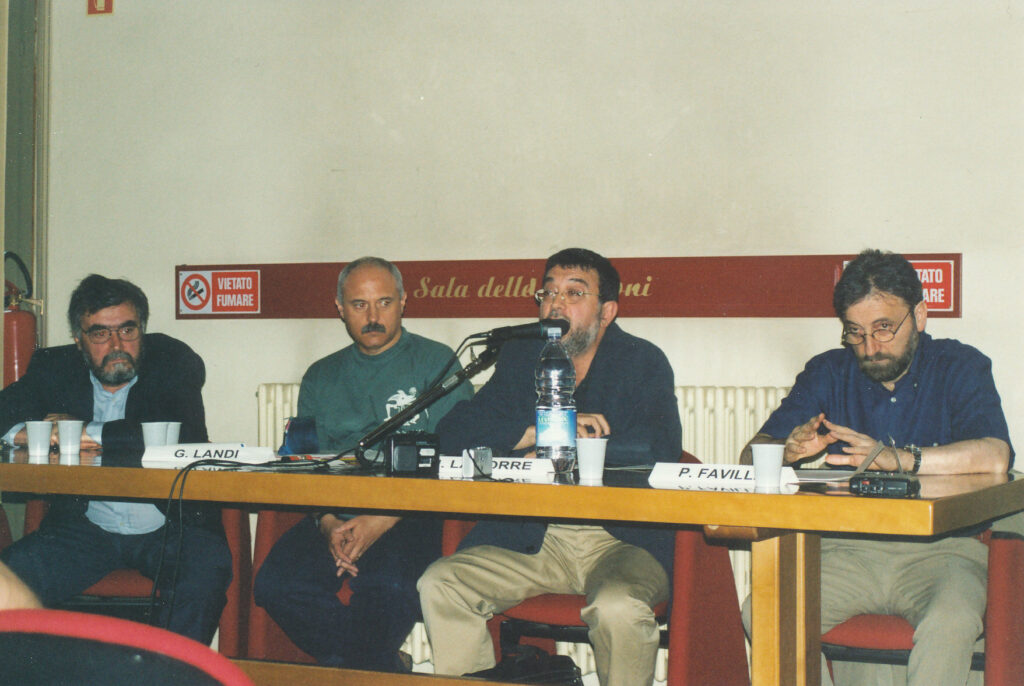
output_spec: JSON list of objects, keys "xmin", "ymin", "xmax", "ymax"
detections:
[{"xmin": 41, "ymin": 1, "xmax": 1023, "ymax": 453}]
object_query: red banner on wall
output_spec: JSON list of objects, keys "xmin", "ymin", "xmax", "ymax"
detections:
[{"xmin": 175, "ymin": 254, "xmax": 960, "ymax": 320}]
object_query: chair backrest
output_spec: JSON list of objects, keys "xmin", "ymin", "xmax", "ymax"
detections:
[{"xmin": 0, "ymin": 608, "xmax": 255, "ymax": 686}]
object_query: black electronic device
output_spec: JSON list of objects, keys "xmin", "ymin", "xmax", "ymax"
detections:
[
  {"xmin": 384, "ymin": 431, "xmax": 440, "ymax": 477},
  {"xmin": 849, "ymin": 472, "xmax": 920, "ymax": 498},
  {"xmin": 848, "ymin": 437, "xmax": 920, "ymax": 498}
]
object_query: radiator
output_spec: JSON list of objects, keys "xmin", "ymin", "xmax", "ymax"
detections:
[
  {"xmin": 254, "ymin": 382, "xmax": 790, "ymax": 679},
  {"xmin": 256, "ymin": 382, "xmax": 301, "ymax": 449}
]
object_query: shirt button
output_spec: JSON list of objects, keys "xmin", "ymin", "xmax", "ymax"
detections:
[{"xmin": 890, "ymin": 397, "xmax": 897, "ymax": 403}]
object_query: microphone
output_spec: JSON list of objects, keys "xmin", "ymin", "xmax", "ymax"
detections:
[{"xmin": 477, "ymin": 318, "xmax": 570, "ymax": 342}]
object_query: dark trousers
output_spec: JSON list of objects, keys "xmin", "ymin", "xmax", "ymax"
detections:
[
  {"xmin": 253, "ymin": 514, "xmax": 442, "ymax": 672},
  {"xmin": 0, "ymin": 512, "xmax": 232, "ymax": 645}
]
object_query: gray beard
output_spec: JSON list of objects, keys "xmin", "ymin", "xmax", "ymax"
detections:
[
  {"xmin": 561, "ymin": 319, "xmax": 600, "ymax": 358},
  {"xmin": 85, "ymin": 350, "xmax": 140, "ymax": 386}
]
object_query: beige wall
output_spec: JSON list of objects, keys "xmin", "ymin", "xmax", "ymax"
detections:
[{"xmin": 41, "ymin": 1, "xmax": 1023, "ymax": 453}]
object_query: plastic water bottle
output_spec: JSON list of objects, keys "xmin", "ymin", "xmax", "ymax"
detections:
[{"xmin": 535, "ymin": 326, "xmax": 577, "ymax": 472}]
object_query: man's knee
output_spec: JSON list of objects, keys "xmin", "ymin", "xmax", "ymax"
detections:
[
  {"xmin": 913, "ymin": 601, "xmax": 984, "ymax": 646},
  {"xmin": 252, "ymin": 564, "xmax": 276, "ymax": 608},
  {"xmin": 179, "ymin": 556, "xmax": 232, "ymax": 602},
  {"xmin": 583, "ymin": 582, "xmax": 658, "ymax": 634},
  {"xmin": 416, "ymin": 557, "xmax": 451, "ymax": 598}
]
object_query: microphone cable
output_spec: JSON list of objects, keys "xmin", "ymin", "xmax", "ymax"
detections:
[{"xmin": 150, "ymin": 458, "xmax": 252, "ymax": 629}]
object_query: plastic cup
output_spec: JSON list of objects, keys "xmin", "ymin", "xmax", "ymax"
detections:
[
  {"xmin": 165, "ymin": 422, "xmax": 182, "ymax": 445},
  {"xmin": 576, "ymin": 437, "xmax": 608, "ymax": 482},
  {"xmin": 142, "ymin": 422, "xmax": 169, "ymax": 447},
  {"xmin": 58, "ymin": 419, "xmax": 83, "ymax": 455},
  {"xmin": 25, "ymin": 421, "xmax": 52, "ymax": 456},
  {"xmin": 469, "ymin": 446, "xmax": 493, "ymax": 476},
  {"xmin": 752, "ymin": 443, "xmax": 786, "ymax": 490}
]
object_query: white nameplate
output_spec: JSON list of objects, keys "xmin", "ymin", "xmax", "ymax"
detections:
[
  {"xmin": 142, "ymin": 443, "xmax": 276, "ymax": 469},
  {"xmin": 438, "ymin": 455, "xmax": 474, "ymax": 479},
  {"xmin": 647, "ymin": 462, "xmax": 799, "ymax": 493},
  {"xmin": 491, "ymin": 457, "xmax": 555, "ymax": 482}
]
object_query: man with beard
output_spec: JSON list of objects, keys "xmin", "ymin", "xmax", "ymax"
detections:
[
  {"xmin": 253, "ymin": 256, "xmax": 472, "ymax": 672},
  {"xmin": 0, "ymin": 274, "xmax": 230, "ymax": 644},
  {"xmin": 418, "ymin": 248, "xmax": 681, "ymax": 686},
  {"xmin": 742, "ymin": 249, "xmax": 1012, "ymax": 686}
]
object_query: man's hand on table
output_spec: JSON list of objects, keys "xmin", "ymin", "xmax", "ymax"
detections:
[
  {"xmin": 320, "ymin": 514, "xmax": 400, "ymax": 577},
  {"xmin": 577, "ymin": 413, "xmax": 609, "ymax": 437}
]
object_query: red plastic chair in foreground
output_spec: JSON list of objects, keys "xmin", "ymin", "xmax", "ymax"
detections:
[
  {"xmin": 0, "ymin": 608, "xmax": 255, "ymax": 685},
  {"xmin": 820, "ymin": 530, "xmax": 1024, "ymax": 686},
  {"xmin": 442, "ymin": 450, "xmax": 751, "ymax": 686},
  {"xmin": 16, "ymin": 499, "xmax": 252, "ymax": 657}
]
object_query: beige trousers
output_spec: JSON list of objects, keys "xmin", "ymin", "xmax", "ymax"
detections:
[
  {"xmin": 741, "ymin": 536, "xmax": 987, "ymax": 686},
  {"xmin": 418, "ymin": 524, "xmax": 669, "ymax": 686}
]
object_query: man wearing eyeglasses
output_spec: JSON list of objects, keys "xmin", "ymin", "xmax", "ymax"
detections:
[
  {"xmin": 419, "ymin": 248, "xmax": 681, "ymax": 686},
  {"xmin": 742, "ymin": 249, "xmax": 1012, "ymax": 686},
  {"xmin": 0, "ymin": 274, "xmax": 230, "ymax": 644}
]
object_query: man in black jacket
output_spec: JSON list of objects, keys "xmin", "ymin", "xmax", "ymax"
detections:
[{"xmin": 0, "ymin": 274, "xmax": 230, "ymax": 644}]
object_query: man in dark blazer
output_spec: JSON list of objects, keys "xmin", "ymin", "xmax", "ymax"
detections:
[{"xmin": 0, "ymin": 274, "xmax": 231, "ymax": 644}]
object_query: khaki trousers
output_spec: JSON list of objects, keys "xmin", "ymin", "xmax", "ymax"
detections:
[
  {"xmin": 741, "ymin": 536, "xmax": 988, "ymax": 686},
  {"xmin": 820, "ymin": 537, "xmax": 987, "ymax": 686},
  {"xmin": 418, "ymin": 524, "xmax": 669, "ymax": 686}
]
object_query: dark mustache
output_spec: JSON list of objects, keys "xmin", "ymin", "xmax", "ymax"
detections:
[{"xmin": 361, "ymin": 322, "xmax": 387, "ymax": 334}]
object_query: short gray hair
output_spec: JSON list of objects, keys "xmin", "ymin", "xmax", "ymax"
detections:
[{"xmin": 336, "ymin": 256, "xmax": 404, "ymax": 300}]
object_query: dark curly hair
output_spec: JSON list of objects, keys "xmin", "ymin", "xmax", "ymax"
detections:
[{"xmin": 833, "ymin": 249, "xmax": 923, "ymax": 319}]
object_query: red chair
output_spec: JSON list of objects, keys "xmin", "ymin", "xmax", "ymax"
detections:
[
  {"xmin": 16, "ymin": 499, "xmax": 252, "ymax": 657},
  {"xmin": 820, "ymin": 531, "xmax": 1024, "ymax": 686},
  {"xmin": 0, "ymin": 608, "xmax": 255, "ymax": 685},
  {"xmin": 245, "ymin": 509, "xmax": 327, "ymax": 663},
  {"xmin": 442, "ymin": 451, "xmax": 751, "ymax": 686}
]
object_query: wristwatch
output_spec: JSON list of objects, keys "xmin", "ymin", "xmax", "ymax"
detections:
[{"xmin": 904, "ymin": 444, "xmax": 922, "ymax": 474}]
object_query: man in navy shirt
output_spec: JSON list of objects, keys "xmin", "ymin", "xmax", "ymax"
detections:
[
  {"xmin": 746, "ymin": 250, "xmax": 1013, "ymax": 686},
  {"xmin": 419, "ymin": 248, "xmax": 681, "ymax": 686}
]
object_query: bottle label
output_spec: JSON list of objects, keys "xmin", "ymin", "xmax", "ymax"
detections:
[{"xmin": 536, "ymin": 408, "xmax": 577, "ymax": 448}]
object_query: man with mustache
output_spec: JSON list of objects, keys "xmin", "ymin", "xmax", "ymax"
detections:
[
  {"xmin": 254, "ymin": 256, "xmax": 472, "ymax": 672},
  {"xmin": 0, "ymin": 274, "xmax": 230, "ymax": 643},
  {"xmin": 742, "ymin": 249, "xmax": 1012, "ymax": 686},
  {"xmin": 418, "ymin": 248, "xmax": 681, "ymax": 686}
]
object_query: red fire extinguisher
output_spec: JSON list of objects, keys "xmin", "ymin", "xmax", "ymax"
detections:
[{"xmin": 4, "ymin": 251, "xmax": 39, "ymax": 388}]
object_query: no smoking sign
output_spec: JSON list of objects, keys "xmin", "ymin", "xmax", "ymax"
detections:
[{"xmin": 178, "ymin": 270, "xmax": 260, "ymax": 315}]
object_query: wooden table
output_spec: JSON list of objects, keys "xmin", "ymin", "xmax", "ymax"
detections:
[{"xmin": 3, "ymin": 454, "xmax": 1023, "ymax": 686}]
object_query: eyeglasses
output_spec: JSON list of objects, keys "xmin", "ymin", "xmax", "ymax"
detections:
[
  {"xmin": 81, "ymin": 324, "xmax": 141, "ymax": 345},
  {"xmin": 841, "ymin": 309, "xmax": 912, "ymax": 346},
  {"xmin": 533, "ymin": 289, "xmax": 595, "ymax": 306}
]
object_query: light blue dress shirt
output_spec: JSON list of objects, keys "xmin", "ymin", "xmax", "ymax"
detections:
[{"xmin": 84, "ymin": 374, "xmax": 166, "ymax": 534}]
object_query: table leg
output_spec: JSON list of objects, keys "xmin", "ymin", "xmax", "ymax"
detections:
[{"xmin": 750, "ymin": 532, "xmax": 821, "ymax": 686}]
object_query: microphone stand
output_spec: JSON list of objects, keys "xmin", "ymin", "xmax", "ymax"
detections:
[{"xmin": 353, "ymin": 342, "xmax": 502, "ymax": 468}]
